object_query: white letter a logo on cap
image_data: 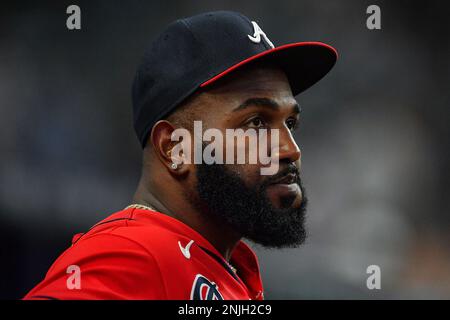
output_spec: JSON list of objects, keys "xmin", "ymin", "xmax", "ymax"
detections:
[{"xmin": 248, "ymin": 21, "xmax": 274, "ymax": 49}]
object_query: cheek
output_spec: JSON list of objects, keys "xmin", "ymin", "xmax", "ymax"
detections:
[
  {"xmin": 229, "ymin": 163, "xmax": 264, "ymax": 188},
  {"xmin": 221, "ymin": 134, "xmax": 266, "ymax": 167}
]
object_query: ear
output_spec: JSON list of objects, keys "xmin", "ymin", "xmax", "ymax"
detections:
[{"xmin": 149, "ymin": 120, "xmax": 189, "ymax": 175}]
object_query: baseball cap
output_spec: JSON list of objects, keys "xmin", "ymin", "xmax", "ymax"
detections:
[{"xmin": 132, "ymin": 10, "xmax": 338, "ymax": 148}]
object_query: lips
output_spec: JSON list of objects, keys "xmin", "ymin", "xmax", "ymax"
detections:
[
  {"xmin": 263, "ymin": 166, "xmax": 302, "ymax": 208},
  {"xmin": 270, "ymin": 173, "xmax": 297, "ymax": 185},
  {"xmin": 266, "ymin": 172, "xmax": 302, "ymax": 209}
]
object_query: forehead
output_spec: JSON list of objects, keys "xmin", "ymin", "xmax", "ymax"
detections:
[{"xmin": 199, "ymin": 65, "xmax": 296, "ymax": 113}]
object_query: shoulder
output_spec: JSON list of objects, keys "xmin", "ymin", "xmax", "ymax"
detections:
[
  {"xmin": 24, "ymin": 209, "xmax": 187, "ymax": 300},
  {"xmin": 79, "ymin": 208, "xmax": 188, "ymax": 257},
  {"xmin": 62, "ymin": 208, "xmax": 187, "ymax": 271},
  {"xmin": 24, "ymin": 231, "xmax": 169, "ymax": 299},
  {"xmin": 71, "ymin": 208, "xmax": 186, "ymax": 254}
]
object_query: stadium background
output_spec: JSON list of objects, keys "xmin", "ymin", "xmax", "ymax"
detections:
[{"xmin": 1, "ymin": 0, "xmax": 449, "ymax": 299}]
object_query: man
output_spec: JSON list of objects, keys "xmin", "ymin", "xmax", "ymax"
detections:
[{"xmin": 24, "ymin": 11, "xmax": 337, "ymax": 300}]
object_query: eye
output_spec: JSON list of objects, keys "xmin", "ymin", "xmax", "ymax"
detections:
[
  {"xmin": 246, "ymin": 116, "xmax": 266, "ymax": 128},
  {"xmin": 286, "ymin": 117, "xmax": 298, "ymax": 131}
]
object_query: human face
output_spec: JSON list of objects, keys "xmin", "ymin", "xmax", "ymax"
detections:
[
  {"xmin": 195, "ymin": 65, "xmax": 303, "ymax": 209},
  {"xmin": 191, "ymin": 65, "xmax": 307, "ymax": 247}
]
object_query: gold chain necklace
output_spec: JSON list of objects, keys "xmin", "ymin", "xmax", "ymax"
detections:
[{"xmin": 125, "ymin": 203, "xmax": 157, "ymax": 211}]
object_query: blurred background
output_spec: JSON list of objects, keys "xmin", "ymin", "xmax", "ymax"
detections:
[{"xmin": 1, "ymin": 0, "xmax": 449, "ymax": 299}]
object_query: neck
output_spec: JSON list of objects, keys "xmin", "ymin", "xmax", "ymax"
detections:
[{"xmin": 132, "ymin": 177, "xmax": 241, "ymax": 262}]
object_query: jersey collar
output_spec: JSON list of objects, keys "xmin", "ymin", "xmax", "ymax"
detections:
[{"xmin": 128, "ymin": 207, "xmax": 264, "ymax": 299}]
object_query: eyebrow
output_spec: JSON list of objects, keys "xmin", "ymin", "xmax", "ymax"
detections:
[{"xmin": 232, "ymin": 97, "xmax": 301, "ymax": 114}]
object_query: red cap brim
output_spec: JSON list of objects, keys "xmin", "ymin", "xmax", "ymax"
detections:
[{"xmin": 200, "ymin": 41, "xmax": 338, "ymax": 95}]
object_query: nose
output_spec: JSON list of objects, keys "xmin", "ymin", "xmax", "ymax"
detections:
[{"xmin": 273, "ymin": 128, "xmax": 301, "ymax": 164}]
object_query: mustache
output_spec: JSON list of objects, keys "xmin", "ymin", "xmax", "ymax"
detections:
[{"xmin": 262, "ymin": 163, "xmax": 300, "ymax": 186}]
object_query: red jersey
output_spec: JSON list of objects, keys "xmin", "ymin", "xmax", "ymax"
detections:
[{"xmin": 24, "ymin": 207, "xmax": 264, "ymax": 300}]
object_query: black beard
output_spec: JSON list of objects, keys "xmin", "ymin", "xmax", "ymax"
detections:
[{"xmin": 194, "ymin": 163, "xmax": 308, "ymax": 248}]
